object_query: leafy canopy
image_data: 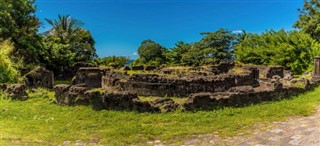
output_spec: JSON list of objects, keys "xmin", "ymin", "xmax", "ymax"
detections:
[
  {"xmin": 42, "ymin": 15, "xmax": 97, "ymax": 73},
  {"xmin": 294, "ymin": 0, "xmax": 320, "ymax": 41},
  {"xmin": 0, "ymin": 39, "xmax": 20, "ymax": 83},
  {"xmin": 0, "ymin": 0, "xmax": 43, "ymax": 65},
  {"xmin": 235, "ymin": 30, "xmax": 320, "ymax": 74}
]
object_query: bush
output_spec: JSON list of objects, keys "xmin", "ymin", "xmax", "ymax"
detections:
[
  {"xmin": 235, "ymin": 30, "xmax": 319, "ymax": 75},
  {"xmin": 0, "ymin": 40, "xmax": 20, "ymax": 83}
]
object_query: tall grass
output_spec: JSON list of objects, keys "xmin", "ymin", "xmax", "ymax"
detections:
[{"xmin": 0, "ymin": 39, "xmax": 20, "ymax": 83}]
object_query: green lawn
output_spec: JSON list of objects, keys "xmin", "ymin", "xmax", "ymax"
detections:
[{"xmin": 1, "ymin": 87, "xmax": 320, "ymax": 145}]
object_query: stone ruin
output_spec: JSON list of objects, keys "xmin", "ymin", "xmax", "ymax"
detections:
[
  {"xmin": 1, "ymin": 67, "xmax": 55, "ymax": 100},
  {"xmin": 52, "ymin": 60, "xmax": 320, "ymax": 112},
  {"xmin": 24, "ymin": 67, "xmax": 54, "ymax": 89}
]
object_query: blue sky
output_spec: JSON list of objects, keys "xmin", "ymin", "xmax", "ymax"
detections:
[{"xmin": 36, "ymin": 0, "xmax": 303, "ymax": 58}]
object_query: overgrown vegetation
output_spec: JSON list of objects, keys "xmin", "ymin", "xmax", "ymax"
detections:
[
  {"xmin": 1, "ymin": 87, "xmax": 320, "ymax": 145},
  {"xmin": 1, "ymin": 0, "xmax": 320, "ymax": 75},
  {"xmin": 235, "ymin": 30, "xmax": 320, "ymax": 74},
  {"xmin": 0, "ymin": 40, "xmax": 20, "ymax": 83},
  {"xmin": 95, "ymin": 56, "xmax": 130, "ymax": 69},
  {"xmin": 42, "ymin": 15, "xmax": 97, "ymax": 74}
]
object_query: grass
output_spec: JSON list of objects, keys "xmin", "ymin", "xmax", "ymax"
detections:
[{"xmin": 1, "ymin": 87, "xmax": 320, "ymax": 145}]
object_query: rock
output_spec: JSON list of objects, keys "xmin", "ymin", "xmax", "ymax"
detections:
[
  {"xmin": 0, "ymin": 83, "xmax": 7, "ymax": 91},
  {"xmin": 145, "ymin": 66, "xmax": 157, "ymax": 71},
  {"xmin": 53, "ymin": 84, "xmax": 71, "ymax": 105},
  {"xmin": 261, "ymin": 66, "xmax": 284, "ymax": 78},
  {"xmin": 284, "ymin": 70, "xmax": 294, "ymax": 80},
  {"xmin": 183, "ymin": 93, "xmax": 214, "ymax": 111},
  {"xmin": 153, "ymin": 98, "xmax": 179, "ymax": 112},
  {"xmin": 24, "ymin": 67, "xmax": 54, "ymax": 88},
  {"xmin": 132, "ymin": 65, "xmax": 144, "ymax": 71},
  {"xmin": 85, "ymin": 90, "xmax": 104, "ymax": 110},
  {"xmin": 73, "ymin": 67, "xmax": 104, "ymax": 88},
  {"xmin": 6, "ymin": 84, "xmax": 28, "ymax": 100},
  {"xmin": 56, "ymin": 62, "xmax": 97, "ymax": 80},
  {"xmin": 122, "ymin": 66, "xmax": 131, "ymax": 71},
  {"xmin": 228, "ymin": 86, "xmax": 254, "ymax": 93},
  {"xmin": 101, "ymin": 92, "xmax": 158, "ymax": 112},
  {"xmin": 271, "ymin": 75, "xmax": 283, "ymax": 91},
  {"xmin": 67, "ymin": 85, "xmax": 90, "ymax": 105}
]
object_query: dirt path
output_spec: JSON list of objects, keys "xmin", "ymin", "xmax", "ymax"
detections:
[{"xmin": 149, "ymin": 107, "xmax": 320, "ymax": 146}]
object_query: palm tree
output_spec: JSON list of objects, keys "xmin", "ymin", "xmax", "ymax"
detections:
[
  {"xmin": 45, "ymin": 15, "xmax": 83, "ymax": 43},
  {"xmin": 45, "ymin": 15, "xmax": 96, "ymax": 62}
]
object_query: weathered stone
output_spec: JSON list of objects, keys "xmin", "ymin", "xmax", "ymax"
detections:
[
  {"xmin": 73, "ymin": 67, "xmax": 104, "ymax": 88},
  {"xmin": 53, "ymin": 84, "xmax": 71, "ymax": 104},
  {"xmin": 290, "ymin": 78, "xmax": 311, "ymax": 90},
  {"xmin": 100, "ymin": 92, "xmax": 158, "ymax": 112},
  {"xmin": 84, "ymin": 90, "xmax": 104, "ymax": 110},
  {"xmin": 6, "ymin": 84, "xmax": 28, "ymax": 100},
  {"xmin": 284, "ymin": 70, "xmax": 294, "ymax": 80},
  {"xmin": 122, "ymin": 66, "xmax": 131, "ymax": 71},
  {"xmin": 145, "ymin": 66, "xmax": 157, "ymax": 71},
  {"xmin": 132, "ymin": 65, "xmax": 144, "ymax": 71},
  {"xmin": 24, "ymin": 67, "xmax": 54, "ymax": 88},
  {"xmin": 261, "ymin": 66, "xmax": 284, "ymax": 78},
  {"xmin": 228, "ymin": 86, "xmax": 254, "ymax": 93},
  {"xmin": 211, "ymin": 62, "xmax": 235, "ymax": 75},
  {"xmin": 0, "ymin": 84, "xmax": 7, "ymax": 91},
  {"xmin": 183, "ymin": 93, "xmax": 214, "ymax": 111},
  {"xmin": 56, "ymin": 62, "xmax": 97, "ymax": 80},
  {"xmin": 153, "ymin": 98, "xmax": 179, "ymax": 112},
  {"xmin": 67, "ymin": 85, "xmax": 90, "ymax": 105}
]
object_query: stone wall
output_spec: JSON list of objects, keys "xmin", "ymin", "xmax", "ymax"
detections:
[
  {"xmin": 259, "ymin": 66, "xmax": 284, "ymax": 78},
  {"xmin": 0, "ymin": 83, "xmax": 28, "ymax": 100},
  {"xmin": 24, "ymin": 67, "xmax": 54, "ymax": 89},
  {"xmin": 73, "ymin": 67, "xmax": 104, "ymax": 88},
  {"xmin": 53, "ymin": 84, "xmax": 159, "ymax": 112},
  {"xmin": 183, "ymin": 86, "xmax": 306, "ymax": 111},
  {"xmin": 56, "ymin": 62, "xmax": 97, "ymax": 80},
  {"xmin": 101, "ymin": 67, "xmax": 259, "ymax": 97}
]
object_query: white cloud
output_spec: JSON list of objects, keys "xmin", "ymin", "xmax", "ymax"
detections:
[
  {"xmin": 232, "ymin": 30, "xmax": 243, "ymax": 34},
  {"xmin": 133, "ymin": 52, "xmax": 138, "ymax": 56}
]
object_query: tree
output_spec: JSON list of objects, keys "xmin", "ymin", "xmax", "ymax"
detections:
[
  {"xmin": 166, "ymin": 41, "xmax": 192, "ymax": 65},
  {"xmin": 0, "ymin": 0, "xmax": 43, "ymax": 65},
  {"xmin": 96, "ymin": 56, "xmax": 130, "ymax": 68},
  {"xmin": 45, "ymin": 15, "xmax": 97, "ymax": 61},
  {"xmin": 43, "ymin": 15, "xmax": 97, "ymax": 73},
  {"xmin": 135, "ymin": 39, "xmax": 167, "ymax": 66},
  {"xmin": 235, "ymin": 30, "xmax": 320, "ymax": 74},
  {"xmin": 294, "ymin": 0, "xmax": 320, "ymax": 41},
  {"xmin": 197, "ymin": 29, "xmax": 236, "ymax": 64}
]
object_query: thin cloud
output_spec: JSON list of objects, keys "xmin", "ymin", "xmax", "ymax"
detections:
[
  {"xmin": 133, "ymin": 52, "xmax": 138, "ymax": 56},
  {"xmin": 232, "ymin": 30, "xmax": 243, "ymax": 34}
]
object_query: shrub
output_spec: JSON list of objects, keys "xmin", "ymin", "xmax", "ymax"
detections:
[{"xmin": 0, "ymin": 40, "xmax": 20, "ymax": 83}]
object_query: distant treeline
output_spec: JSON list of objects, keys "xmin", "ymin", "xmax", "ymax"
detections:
[{"xmin": 0, "ymin": 0, "xmax": 320, "ymax": 83}]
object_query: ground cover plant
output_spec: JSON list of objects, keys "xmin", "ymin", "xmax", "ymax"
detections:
[{"xmin": 1, "ymin": 87, "xmax": 320, "ymax": 145}]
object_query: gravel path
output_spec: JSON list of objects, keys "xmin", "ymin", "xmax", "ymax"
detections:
[{"xmin": 149, "ymin": 107, "xmax": 320, "ymax": 146}]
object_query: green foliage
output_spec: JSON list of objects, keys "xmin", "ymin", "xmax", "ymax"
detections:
[
  {"xmin": 135, "ymin": 29, "xmax": 236, "ymax": 67},
  {"xmin": 42, "ymin": 15, "xmax": 97, "ymax": 73},
  {"xmin": 294, "ymin": 0, "xmax": 320, "ymax": 41},
  {"xmin": 0, "ymin": 0, "xmax": 44, "ymax": 65},
  {"xmin": 96, "ymin": 56, "xmax": 130, "ymax": 68},
  {"xmin": 235, "ymin": 30, "xmax": 320, "ymax": 74},
  {"xmin": 0, "ymin": 40, "xmax": 20, "ymax": 83},
  {"xmin": 136, "ymin": 39, "xmax": 167, "ymax": 66},
  {"xmin": 1, "ymin": 87, "xmax": 320, "ymax": 145}
]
